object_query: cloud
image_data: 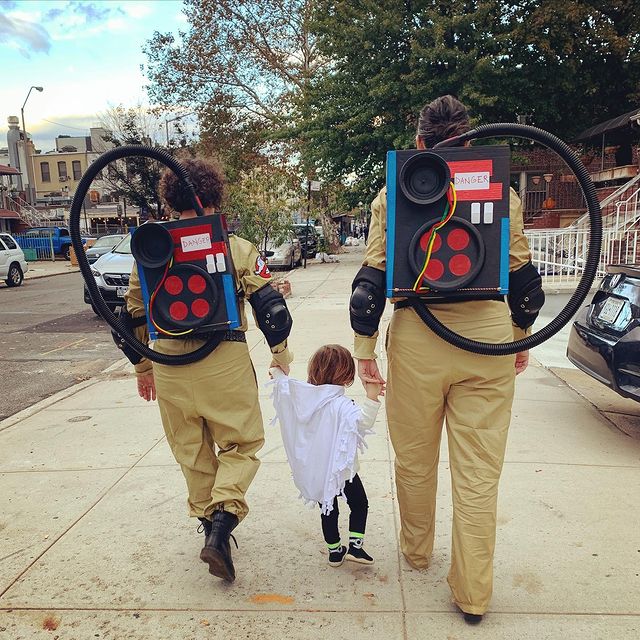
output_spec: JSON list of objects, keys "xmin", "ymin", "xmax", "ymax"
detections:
[
  {"xmin": 0, "ymin": 0, "xmax": 17, "ymax": 9},
  {"xmin": 0, "ymin": 13, "xmax": 51, "ymax": 57},
  {"xmin": 69, "ymin": 1, "xmax": 123, "ymax": 23}
]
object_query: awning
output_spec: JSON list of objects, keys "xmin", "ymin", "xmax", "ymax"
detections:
[
  {"xmin": 0, "ymin": 209, "xmax": 20, "ymax": 220},
  {"xmin": 574, "ymin": 109, "xmax": 640, "ymax": 142},
  {"xmin": 0, "ymin": 164, "xmax": 20, "ymax": 176}
]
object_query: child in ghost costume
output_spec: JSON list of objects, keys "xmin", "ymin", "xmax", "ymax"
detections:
[{"xmin": 270, "ymin": 344, "xmax": 382, "ymax": 566}]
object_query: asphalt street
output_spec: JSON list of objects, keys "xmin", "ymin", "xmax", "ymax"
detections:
[{"xmin": 0, "ymin": 272, "xmax": 121, "ymax": 421}]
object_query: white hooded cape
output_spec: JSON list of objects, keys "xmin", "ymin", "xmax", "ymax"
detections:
[{"xmin": 269, "ymin": 370, "xmax": 374, "ymax": 515}]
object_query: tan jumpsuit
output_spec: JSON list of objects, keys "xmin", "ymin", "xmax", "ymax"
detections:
[
  {"xmin": 126, "ymin": 234, "xmax": 293, "ymax": 523},
  {"xmin": 354, "ymin": 187, "xmax": 532, "ymax": 615}
]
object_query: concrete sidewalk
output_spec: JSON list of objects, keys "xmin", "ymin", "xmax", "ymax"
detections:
[
  {"xmin": 23, "ymin": 260, "xmax": 79, "ymax": 280},
  {"xmin": 1, "ymin": 247, "xmax": 639, "ymax": 639}
]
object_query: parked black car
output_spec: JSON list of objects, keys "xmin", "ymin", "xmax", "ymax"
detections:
[
  {"xmin": 567, "ymin": 264, "xmax": 640, "ymax": 402},
  {"xmin": 292, "ymin": 224, "xmax": 318, "ymax": 259}
]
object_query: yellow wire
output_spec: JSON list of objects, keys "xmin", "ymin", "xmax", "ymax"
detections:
[{"xmin": 413, "ymin": 182, "xmax": 458, "ymax": 292}]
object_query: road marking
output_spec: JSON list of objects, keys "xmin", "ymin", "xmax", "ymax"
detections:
[{"xmin": 40, "ymin": 337, "xmax": 88, "ymax": 356}]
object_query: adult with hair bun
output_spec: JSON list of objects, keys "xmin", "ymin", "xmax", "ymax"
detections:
[
  {"xmin": 124, "ymin": 157, "xmax": 293, "ymax": 583},
  {"xmin": 350, "ymin": 96, "xmax": 543, "ymax": 623}
]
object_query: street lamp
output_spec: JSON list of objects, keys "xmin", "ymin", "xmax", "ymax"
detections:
[
  {"xmin": 20, "ymin": 86, "xmax": 43, "ymax": 205},
  {"xmin": 165, "ymin": 113, "xmax": 194, "ymax": 147},
  {"xmin": 21, "ymin": 86, "xmax": 43, "ymax": 143}
]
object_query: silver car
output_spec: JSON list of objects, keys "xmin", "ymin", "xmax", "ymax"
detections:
[
  {"xmin": 85, "ymin": 234, "xmax": 127, "ymax": 264},
  {"xmin": 264, "ymin": 232, "xmax": 302, "ymax": 270}
]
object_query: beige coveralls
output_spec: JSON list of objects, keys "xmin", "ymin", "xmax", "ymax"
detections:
[
  {"xmin": 354, "ymin": 187, "xmax": 532, "ymax": 615},
  {"xmin": 126, "ymin": 234, "xmax": 293, "ymax": 523}
]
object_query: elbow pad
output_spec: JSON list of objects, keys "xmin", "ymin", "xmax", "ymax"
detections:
[
  {"xmin": 249, "ymin": 284, "xmax": 293, "ymax": 348},
  {"xmin": 350, "ymin": 266, "xmax": 386, "ymax": 337},
  {"xmin": 508, "ymin": 261, "xmax": 545, "ymax": 329},
  {"xmin": 111, "ymin": 308, "xmax": 148, "ymax": 365}
]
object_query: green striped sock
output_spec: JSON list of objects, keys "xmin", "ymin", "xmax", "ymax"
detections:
[{"xmin": 327, "ymin": 541, "xmax": 342, "ymax": 551}]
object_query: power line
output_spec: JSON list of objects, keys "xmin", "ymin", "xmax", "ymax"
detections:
[{"xmin": 40, "ymin": 118, "xmax": 92, "ymax": 132}]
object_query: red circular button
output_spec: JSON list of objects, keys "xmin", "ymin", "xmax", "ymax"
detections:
[
  {"xmin": 191, "ymin": 298, "xmax": 210, "ymax": 319},
  {"xmin": 424, "ymin": 259, "xmax": 444, "ymax": 282},
  {"xmin": 164, "ymin": 275, "xmax": 183, "ymax": 296},
  {"xmin": 447, "ymin": 229, "xmax": 470, "ymax": 251},
  {"xmin": 449, "ymin": 254, "xmax": 471, "ymax": 276},
  {"xmin": 188, "ymin": 274, "xmax": 207, "ymax": 294},
  {"xmin": 169, "ymin": 301, "xmax": 188, "ymax": 321},
  {"xmin": 420, "ymin": 232, "xmax": 441, "ymax": 253}
]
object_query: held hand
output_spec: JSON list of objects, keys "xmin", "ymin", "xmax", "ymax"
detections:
[
  {"xmin": 365, "ymin": 381, "xmax": 384, "ymax": 400},
  {"xmin": 270, "ymin": 361, "xmax": 290, "ymax": 376},
  {"xmin": 357, "ymin": 359, "xmax": 386, "ymax": 389},
  {"xmin": 137, "ymin": 372, "xmax": 156, "ymax": 402},
  {"xmin": 515, "ymin": 350, "xmax": 529, "ymax": 375}
]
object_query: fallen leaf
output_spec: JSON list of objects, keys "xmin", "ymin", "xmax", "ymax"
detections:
[
  {"xmin": 250, "ymin": 594, "xmax": 294, "ymax": 605},
  {"xmin": 42, "ymin": 615, "xmax": 60, "ymax": 631}
]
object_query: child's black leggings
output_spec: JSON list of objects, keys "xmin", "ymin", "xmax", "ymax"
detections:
[{"xmin": 319, "ymin": 474, "xmax": 368, "ymax": 545}]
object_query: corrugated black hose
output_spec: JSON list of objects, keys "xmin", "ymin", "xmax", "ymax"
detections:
[
  {"xmin": 409, "ymin": 123, "xmax": 603, "ymax": 356},
  {"xmin": 69, "ymin": 145, "xmax": 223, "ymax": 365}
]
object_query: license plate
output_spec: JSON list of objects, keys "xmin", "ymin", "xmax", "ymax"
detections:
[
  {"xmin": 116, "ymin": 286, "xmax": 128, "ymax": 298},
  {"xmin": 598, "ymin": 297, "xmax": 624, "ymax": 324}
]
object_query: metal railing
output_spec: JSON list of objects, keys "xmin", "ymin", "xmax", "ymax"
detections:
[
  {"xmin": 4, "ymin": 193, "xmax": 52, "ymax": 228},
  {"xmin": 526, "ymin": 227, "xmax": 640, "ymax": 284},
  {"xmin": 13, "ymin": 229, "xmax": 57, "ymax": 261}
]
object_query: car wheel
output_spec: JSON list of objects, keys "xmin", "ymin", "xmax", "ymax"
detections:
[
  {"xmin": 5, "ymin": 263, "xmax": 24, "ymax": 287},
  {"xmin": 62, "ymin": 245, "xmax": 71, "ymax": 260}
]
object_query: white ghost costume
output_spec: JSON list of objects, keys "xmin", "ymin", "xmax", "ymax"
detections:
[{"xmin": 269, "ymin": 369, "xmax": 379, "ymax": 514}]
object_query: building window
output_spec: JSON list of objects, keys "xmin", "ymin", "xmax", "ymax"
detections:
[
  {"xmin": 72, "ymin": 160, "xmax": 82, "ymax": 180},
  {"xmin": 41, "ymin": 162, "xmax": 51, "ymax": 182},
  {"xmin": 57, "ymin": 161, "xmax": 68, "ymax": 180}
]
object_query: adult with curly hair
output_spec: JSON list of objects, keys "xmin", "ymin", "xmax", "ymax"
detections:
[{"xmin": 125, "ymin": 157, "xmax": 293, "ymax": 583}]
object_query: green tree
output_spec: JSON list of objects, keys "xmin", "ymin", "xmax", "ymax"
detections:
[
  {"xmin": 98, "ymin": 105, "xmax": 165, "ymax": 217},
  {"xmin": 302, "ymin": 0, "xmax": 640, "ymax": 206}
]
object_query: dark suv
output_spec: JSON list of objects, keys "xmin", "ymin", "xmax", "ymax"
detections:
[{"xmin": 292, "ymin": 224, "xmax": 318, "ymax": 259}]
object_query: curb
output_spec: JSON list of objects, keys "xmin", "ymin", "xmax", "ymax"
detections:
[
  {"xmin": 24, "ymin": 268, "xmax": 80, "ymax": 281},
  {"xmin": 0, "ymin": 379, "xmax": 99, "ymax": 433}
]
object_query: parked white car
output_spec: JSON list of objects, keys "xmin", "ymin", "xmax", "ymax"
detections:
[
  {"xmin": 0, "ymin": 232, "xmax": 29, "ymax": 287},
  {"xmin": 83, "ymin": 234, "xmax": 134, "ymax": 314}
]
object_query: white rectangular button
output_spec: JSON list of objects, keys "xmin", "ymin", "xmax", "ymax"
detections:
[
  {"xmin": 471, "ymin": 202, "xmax": 481, "ymax": 224},
  {"xmin": 206, "ymin": 254, "xmax": 216, "ymax": 273},
  {"xmin": 484, "ymin": 202, "xmax": 494, "ymax": 224},
  {"xmin": 216, "ymin": 253, "xmax": 226, "ymax": 272}
]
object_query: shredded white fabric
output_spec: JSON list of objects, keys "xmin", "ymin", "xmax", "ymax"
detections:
[{"xmin": 269, "ymin": 369, "xmax": 378, "ymax": 515}]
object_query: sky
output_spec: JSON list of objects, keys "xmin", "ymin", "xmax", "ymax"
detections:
[{"xmin": 1, "ymin": 0, "xmax": 187, "ymax": 152}]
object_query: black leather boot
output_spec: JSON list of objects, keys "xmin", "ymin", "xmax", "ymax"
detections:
[
  {"xmin": 199, "ymin": 509, "xmax": 239, "ymax": 582},
  {"xmin": 197, "ymin": 517, "xmax": 212, "ymax": 538}
]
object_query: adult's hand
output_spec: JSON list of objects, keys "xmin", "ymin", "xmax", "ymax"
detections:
[
  {"xmin": 357, "ymin": 359, "xmax": 386, "ymax": 388},
  {"xmin": 270, "ymin": 361, "xmax": 290, "ymax": 376},
  {"xmin": 137, "ymin": 372, "xmax": 156, "ymax": 402},
  {"xmin": 515, "ymin": 350, "xmax": 529, "ymax": 375}
]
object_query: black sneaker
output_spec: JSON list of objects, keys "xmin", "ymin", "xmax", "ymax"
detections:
[
  {"xmin": 328, "ymin": 545, "xmax": 347, "ymax": 567},
  {"xmin": 346, "ymin": 540, "xmax": 374, "ymax": 565}
]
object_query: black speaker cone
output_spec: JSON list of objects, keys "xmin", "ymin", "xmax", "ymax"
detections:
[
  {"xmin": 131, "ymin": 223, "xmax": 174, "ymax": 269},
  {"xmin": 399, "ymin": 152, "xmax": 451, "ymax": 205}
]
